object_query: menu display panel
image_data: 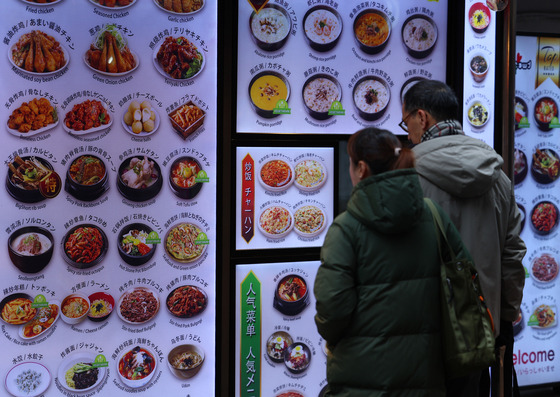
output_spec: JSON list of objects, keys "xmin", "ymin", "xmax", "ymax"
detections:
[
  {"xmin": 513, "ymin": 34, "xmax": 560, "ymax": 388},
  {"xmin": 236, "ymin": 0, "xmax": 449, "ymax": 135},
  {"xmin": 462, "ymin": 0, "xmax": 497, "ymax": 146},
  {"xmin": 235, "ymin": 146, "xmax": 334, "ymax": 251},
  {"xmin": 0, "ymin": 1, "xmax": 217, "ymax": 396},
  {"xmin": 235, "ymin": 261, "xmax": 327, "ymax": 397}
]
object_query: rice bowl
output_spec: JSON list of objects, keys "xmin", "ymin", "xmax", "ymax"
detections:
[
  {"xmin": 401, "ymin": 14, "xmax": 437, "ymax": 58},
  {"xmin": 303, "ymin": 5, "xmax": 342, "ymax": 51},
  {"xmin": 302, "ymin": 74, "xmax": 341, "ymax": 120},
  {"xmin": 353, "ymin": 76, "xmax": 390, "ymax": 121}
]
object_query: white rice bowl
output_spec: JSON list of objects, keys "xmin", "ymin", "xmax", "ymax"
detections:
[
  {"xmin": 402, "ymin": 17, "xmax": 437, "ymax": 52},
  {"xmin": 303, "ymin": 77, "xmax": 340, "ymax": 113},
  {"xmin": 251, "ymin": 7, "xmax": 290, "ymax": 44},
  {"xmin": 353, "ymin": 79, "xmax": 389, "ymax": 116},
  {"xmin": 304, "ymin": 9, "xmax": 341, "ymax": 45}
]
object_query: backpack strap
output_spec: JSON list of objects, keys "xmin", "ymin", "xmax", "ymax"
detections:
[{"xmin": 424, "ymin": 197, "xmax": 458, "ymax": 263}]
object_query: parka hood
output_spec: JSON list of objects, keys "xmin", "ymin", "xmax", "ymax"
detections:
[
  {"xmin": 346, "ymin": 169, "xmax": 424, "ymax": 234},
  {"xmin": 413, "ymin": 134, "xmax": 503, "ymax": 198}
]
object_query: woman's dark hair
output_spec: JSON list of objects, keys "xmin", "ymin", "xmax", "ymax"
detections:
[
  {"xmin": 347, "ymin": 128, "xmax": 415, "ymax": 175},
  {"xmin": 403, "ymin": 79, "xmax": 459, "ymax": 122}
]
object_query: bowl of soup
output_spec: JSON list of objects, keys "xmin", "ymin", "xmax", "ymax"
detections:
[
  {"xmin": 117, "ymin": 346, "xmax": 157, "ymax": 388},
  {"xmin": 401, "ymin": 14, "xmax": 437, "ymax": 59},
  {"xmin": 117, "ymin": 156, "xmax": 162, "ymax": 202},
  {"xmin": 169, "ymin": 156, "xmax": 204, "ymax": 199},
  {"xmin": 353, "ymin": 9, "xmax": 391, "ymax": 54},
  {"xmin": 353, "ymin": 75, "xmax": 391, "ymax": 121},
  {"xmin": 8, "ymin": 226, "xmax": 54, "ymax": 274},
  {"xmin": 249, "ymin": 4, "xmax": 291, "ymax": 51},
  {"xmin": 60, "ymin": 293, "xmax": 90, "ymax": 325},
  {"xmin": 249, "ymin": 71, "xmax": 290, "ymax": 118},
  {"xmin": 64, "ymin": 155, "xmax": 108, "ymax": 202},
  {"xmin": 303, "ymin": 5, "xmax": 343, "ymax": 52},
  {"xmin": 167, "ymin": 344, "xmax": 205, "ymax": 379},
  {"xmin": 6, "ymin": 156, "xmax": 55, "ymax": 203},
  {"xmin": 273, "ymin": 274, "xmax": 310, "ymax": 316}
]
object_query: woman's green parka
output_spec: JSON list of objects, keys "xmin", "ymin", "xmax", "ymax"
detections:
[{"xmin": 314, "ymin": 169, "xmax": 471, "ymax": 396}]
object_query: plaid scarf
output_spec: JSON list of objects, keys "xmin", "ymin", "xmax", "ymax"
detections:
[{"xmin": 421, "ymin": 119, "xmax": 464, "ymax": 142}]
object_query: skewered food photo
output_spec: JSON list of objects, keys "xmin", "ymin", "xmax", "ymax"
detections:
[{"xmin": 85, "ymin": 25, "xmax": 137, "ymax": 75}]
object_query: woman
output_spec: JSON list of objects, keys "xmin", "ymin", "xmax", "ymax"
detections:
[{"xmin": 314, "ymin": 128, "xmax": 470, "ymax": 396}]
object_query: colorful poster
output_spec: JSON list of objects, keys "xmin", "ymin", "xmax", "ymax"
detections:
[
  {"xmin": 0, "ymin": 1, "xmax": 217, "ymax": 396},
  {"xmin": 236, "ymin": 0, "xmax": 449, "ymax": 135},
  {"xmin": 235, "ymin": 147, "xmax": 334, "ymax": 251},
  {"xmin": 462, "ymin": 0, "xmax": 497, "ymax": 146},
  {"xmin": 513, "ymin": 35, "xmax": 560, "ymax": 387},
  {"xmin": 235, "ymin": 261, "xmax": 327, "ymax": 397}
]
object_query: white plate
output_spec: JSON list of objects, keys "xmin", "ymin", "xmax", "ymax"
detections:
[
  {"xmin": 257, "ymin": 158, "xmax": 294, "ymax": 192},
  {"xmin": 88, "ymin": 0, "xmax": 136, "ymax": 10},
  {"xmin": 121, "ymin": 105, "xmax": 161, "ymax": 137},
  {"xmin": 152, "ymin": 38, "xmax": 205, "ymax": 81},
  {"xmin": 84, "ymin": 51, "xmax": 139, "ymax": 77},
  {"xmin": 5, "ymin": 362, "xmax": 51, "ymax": 397},
  {"xmin": 62, "ymin": 100, "xmax": 113, "ymax": 136},
  {"xmin": 258, "ymin": 205, "xmax": 293, "ymax": 239},
  {"xmin": 293, "ymin": 159, "xmax": 327, "ymax": 191},
  {"xmin": 293, "ymin": 205, "xmax": 327, "ymax": 238},
  {"xmin": 9, "ymin": 31, "xmax": 70, "ymax": 76},
  {"xmin": 152, "ymin": 0, "xmax": 205, "ymax": 15},
  {"xmin": 57, "ymin": 351, "xmax": 107, "ymax": 392},
  {"xmin": 117, "ymin": 286, "xmax": 160, "ymax": 325},
  {"xmin": 18, "ymin": 301, "xmax": 60, "ymax": 340},
  {"xmin": 529, "ymin": 304, "xmax": 557, "ymax": 329},
  {"xmin": 18, "ymin": 0, "xmax": 63, "ymax": 6},
  {"xmin": 6, "ymin": 96, "xmax": 59, "ymax": 138}
]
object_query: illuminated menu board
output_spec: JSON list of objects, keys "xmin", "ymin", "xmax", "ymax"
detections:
[
  {"xmin": 0, "ymin": 1, "xmax": 217, "ymax": 396},
  {"xmin": 235, "ymin": 261, "xmax": 326, "ymax": 397},
  {"xmin": 462, "ymin": 0, "xmax": 496, "ymax": 145},
  {"xmin": 513, "ymin": 35, "xmax": 560, "ymax": 388},
  {"xmin": 236, "ymin": 0, "xmax": 448, "ymax": 135}
]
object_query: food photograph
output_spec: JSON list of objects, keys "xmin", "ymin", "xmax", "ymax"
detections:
[
  {"xmin": 167, "ymin": 344, "xmax": 205, "ymax": 379},
  {"xmin": 165, "ymin": 222, "xmax": 208, "ymax": 263},
  {"xmin": 85, "ymin": 24, "xmax": 138, "ymax": 76},
  {"xmin": 352, "ymin": 76, "xmax": 391, "ymax": 121},
  {"xmin": 63, "ymin": 99, "xmax": 112, "ymax": 136},
  {"xmin": 401, "ymin": 14, "xmax": 438, "ymax": 58},
  {"xmin": 88, "ymin": 0, "xmax": 136, "ymax": 9},
  {"xmin": 303, "ymin": 5, "xmax": 343, "ymax": 52},
  {"xmin": 64, "ymin": 154, "xmax": 109, "ymax": 201},
  {"xmin": 154, "ymin": 36, "xmax": 204, "ymax": 80},
  {"xmin": 302, "ymin": 74, "xmax": 342, "ymax": 120},
  {"xmin": 116, "ymin": 156, "xmax": 163, "ymax": 202},
  {"xmin": 153, "ymin": 0, "xmax": 204, "ymax": 15},
  {"xmin": 117, "ymin": 345, "xmax": 158, "ymax": 388},
  {"xmin": 9, "ymin": 30, "xmax": 68, "ymax": 75},
  {"xmin": 62, "ymin": 224, "xmax": 109, "ymax": 269},
  {"xmin": 531, "ymin": 253, "xmax": 559, "ymax": 284},
  {"xmin": 8, "ymin": 226, "xmax": 54, "ymax": 273},
  {"xmin": 236, "ymin": 147, "xmax": 333, "ymax": 250},
  {"xmin": 530, "ymin": 147, "xmax": 560, "ymax": 184},
  {"xmin": 122, "ymin": 100, "xmax": 160, "ymax": 136},
  {"xmin": 530, "ymin": 201, "xmax": 559, "ymax": 235},
  {"xmin": 4, "ymin": 361, "xmax": 51, "ymax": 397},
  {"xmin": 169, "ymin": 156, "xmax": 205, "ymax": 199},
  {"xmin": 248, "ymin": 70, "xmax": 290, "ymax": 118},
  {"xmin": 1, "ymin": 293, "xmax": 37, "ymax": 325},
  {"xmin": 353, "ymin": 9, "xmax": 391, "ymax": 55},
  {"xmin": 168, "ymin": 101, "xmax": 205, "ymax": 139},
  {"xmin": 166, "ymin": 285, "xmax": 208, "ymax": 318},
  {"xmin": 249, "ymin": 4, "xmax": 291, "ymax": 51},
  {"xmin": 7, "ymin": 97, "xmax": 58, "ymax": 138},
  {"xmin": 57, "ymin": 351, "xmax": 107, "ymax": 392},
  {"xmin": 19, "ymin": 301, "xmax": 60, "ymax": 340},
  {"xmin": 117, "ymin": 223, "xmax": 157, "ymax": 266},
  {"xmin": 6, "ymin": 156, "xmax": 55, "ymax": 203},
  {"xmin": 117, "ymin": 286, "xmax": 160, "ymax": 325}
]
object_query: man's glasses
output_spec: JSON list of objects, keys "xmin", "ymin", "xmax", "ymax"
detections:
[{"xmin": 398, "ymin": 109, "xmax": 418, "ymax": 132}]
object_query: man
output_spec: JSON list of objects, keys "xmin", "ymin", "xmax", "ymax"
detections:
[{"xmin": 401, "ymin": 80, "xmax": 526, "ymax": 396}]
